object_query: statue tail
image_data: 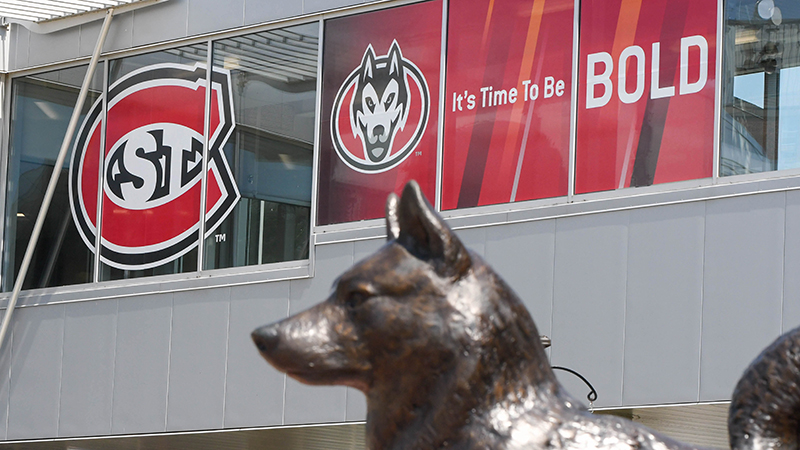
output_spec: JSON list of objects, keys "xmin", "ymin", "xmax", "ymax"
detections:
[{"xmin": 728, "ymin": 326, "xmax": 800, "ymax": 450}]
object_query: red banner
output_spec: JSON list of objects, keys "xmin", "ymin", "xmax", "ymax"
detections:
[
  {"xmin": 317, "ymin": 1, "xmax": 442, "ymax": 225},
  {"xmin": 70, "ymin": 64, "xmax": 238, "ymax": 270},
  {"xmin": 441, "ymin": 0, "xmax": 573, "ymax": 210},
  {"xmin": 575, "ymin": 0, "xmax": 716, "ymax": 194}
]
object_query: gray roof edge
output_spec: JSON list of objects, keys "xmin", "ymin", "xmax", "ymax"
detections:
[{"xmin": 2, "ymin": 0, "xmax": 168, "ymax": 34}]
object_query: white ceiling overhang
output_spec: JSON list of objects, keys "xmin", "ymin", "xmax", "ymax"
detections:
[{"xmin": 0, "ymin": 0, "xmax": 168, "ymax": 33}]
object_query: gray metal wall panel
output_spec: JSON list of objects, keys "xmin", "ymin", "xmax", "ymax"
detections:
[
  {"xmin": 551, "ymin": 212, "xmax": 629, "ymax": 408},
  {"xmin": 353, "ymin": 239, "xmax": 384, "ymax": 265},
  {"xmin": 79, "ymin": 12, "xmax": 134, "ymax": 57},
  {"xmin": 291, "ymin": 242, "xmax": 354, "ymax": 313},
  {"xmin": 456, "ymin": 227, "xmax": 486, "ymax": 257},
  {"xmin": 7, "ymin": 304, "xmax": 64, "ymax": 440},
  {"xmin": 0, "ymin": 328, "xmax": 10, "ymax": 440},
  {"xmin": 131, "ymin": 0, "xmax": 188, "ymax": 48},
  {"xmin": 9, "ymin": 24, "xmax": 28, "ymax": 71},
  {"xmin": 58, "ymin": 300, "xmax": 117, "ymax": 437},
  {"xmin": 27, "ymin": 28, "xmax": 81, "ymax": 67},
  {"xmin": 188, "ymin": 0, "xmax": 245, "ymax": 36},
  {"xmin": 623, "ymin": 203, "xmax": 705, "ymax": 405},
  {"xmin": 283, "ymin": 243, "xmax": 353, "ymax": 424},
  {"xmin": 166, "ymin": 288, "xmax": 230, "ymax": 431},
  {"xmin": 484, "ymin": 220, "xmax": 556, "ymax": 338},
  {"xmin": 304, "ymin": 0, "xmax": 366, "ymax": 14},
  {"xmin": 783, "ymin": 190, "xmax": 800, "ymax": 332},
  {"xmin": 111, "ymin": 294, "xmax": 173, "ymax": 434},
  {"xmin": 244, "ymin": 0, "xmax": 303, "ymax": 26},
  {"xmin": 700, "ymin": 193, "xmax": 785, "ymax": 401},
  {"xmin": 346, "ymin": 387, "xmax": 367, "ymax": 421},
  {"xmin": 0, "ymin": 28, "xmax": 6, "ymax": 72},
  {"xmin": 225, "ymin": 281, "xmax": 289, "ymax": 428}
]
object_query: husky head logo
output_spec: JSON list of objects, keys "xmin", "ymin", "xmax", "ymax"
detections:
[
  {"xmin": 352, "ymin": 42, "xmax": 410, "ymax": 163},
  {"xmin": 331, "ymin": 40, "xmax": 430, "ymax": 173}
]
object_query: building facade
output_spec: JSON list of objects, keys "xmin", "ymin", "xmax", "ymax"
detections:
[{"xmin": 0, "ymin": 0, "xmax": 796, "ymax": 448}]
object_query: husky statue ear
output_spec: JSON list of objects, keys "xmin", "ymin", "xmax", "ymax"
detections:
[
  {"xmin": 386, "ymin": 193, "xmax": 401, "ymax": 241},
  {"xmin": 388, "ymin": 181, "xmax": 471, "ymax": 278},
  {"xmin": 360, "ymin": 45, "xmax": 375, "ymax": 82}
]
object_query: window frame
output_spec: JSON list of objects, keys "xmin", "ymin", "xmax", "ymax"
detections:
[{"xmin": 0, "ymin": 16, "xmax": 326, "ymax": 296}]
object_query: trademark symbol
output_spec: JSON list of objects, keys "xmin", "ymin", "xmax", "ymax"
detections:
[
  {"xmin": 215, "ymin": 233, "xmax": 226, "ymax": 243},
  {"xmin": 415, "ymin": 151, "xmax": 422, "ymax": 156}
]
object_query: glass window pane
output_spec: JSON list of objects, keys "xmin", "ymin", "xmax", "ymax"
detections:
[
  {"xmin": 316, "ymin": 3, "xmax": 441, "ymax": 225},
  {"xmin": 575, "ymin": 0, "xmax": 717, "ymax": 193},
  {"xmin": 442, "ymin": 0, "xmax": 572, "ymax": 209},
  {"xmin": 99, "ymin": 44, "xmax": 209, "ymax": 281},
  {"xmin": 3, "ymin": 66, "xmax": 102, "ymax": 291},
  {"xmin": 721, "ymin": 0, "xmax": 800, "ymax": 175},
  {"xmin": 204, "ymin": 23, "xmax": 317, "ymax": 269}
]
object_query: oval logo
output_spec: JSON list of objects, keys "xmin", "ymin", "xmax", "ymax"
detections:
[
  {"xmin": 105, "ymin": 123, "xmax": 204, "ymax": 211},
  {"xmin": 331, "ymin": 40, "xmax": 430, "ymax": 174},
  {"xmin": 69, "ymin": 63, "xmax": 239, "ymax": 270}
]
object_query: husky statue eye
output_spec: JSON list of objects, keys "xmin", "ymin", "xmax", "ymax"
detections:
[
  {"xmin": 365, "ymin": 97, "xmax": 376, "ymax": 112},
  {"xmin": 345, "ymin": 290, "xmax": 370, "ymax": 311}
]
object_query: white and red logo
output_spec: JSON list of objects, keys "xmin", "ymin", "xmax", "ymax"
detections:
[
  {"xmin": 331, "ymin": 40, "xmax": 430, "ymax": 173},
  {"xmin": 69, "ymin": 63, "xmax": 240, "ymax": 270}
]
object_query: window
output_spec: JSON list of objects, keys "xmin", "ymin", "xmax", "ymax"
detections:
[
  {"xmin": 575, "ymin": 0, "xmax": 716, "ymax": 193},
  {"xmin": 205, "ymin": 23, "xmax": 317, "ymax": 269},
  {"xmin": 721, "ymin": 0, "xmax": 800, "ymax": 175},
  {"xmin": 3, "ymin": 24, "xmax": 318, "ymax": 291},
  {"xmin": 98, "ymin": 44, "xmax": 208, "ymax": 281},
  {"xmin": 316, "ymin": 3, "xmax": 441, "ymax": 224},
  {"xmin": 3, "ymin": 66, "xmax": 102, "ymax": 291}
]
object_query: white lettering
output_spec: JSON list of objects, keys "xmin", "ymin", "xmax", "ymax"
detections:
[
  {"xmin": 680, "ymin": 35, "xmax": 708, "ymax": 95},
  {"xmin": 650, "ymin": 42, "xmax": 675, "ymax": 99},
  {"xmin": 586, "ymin": 36, "xmax": 710, "ymax": 108},
  {"xmin": 587, "ymin": 52, "xmax": 613, "ymax": 108},
  {"xmin": 522, "ymin": 80, "xmax": 532, "ymax": 101},
  {"xmin": 555, "ymin": 79, "xmax": 565, "ymax": 97},
  {"xmin": 480, "ymin": 86, "xmax": 491, "ymax": 107},
  {"xmin": 493, "ymin": 88, "xmax": 509, "ymax": 105},
  {"xmin": 544, "ymin": 76, "xmax": 555, "ymax": 98},
  {"xmin": 618, "ymin": 45, "xmax": 645, "ymax": 104}
]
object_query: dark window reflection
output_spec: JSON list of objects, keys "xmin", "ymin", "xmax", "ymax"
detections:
[
  {"xmin": 722, "ymin": 0, "xmax": 800, "ymax": 175},
  {"xmin": 3, "ymin": 66, "xmax": 102, "ymax": 291},
  {"xmin": 205, "ymin": 23, "xmax": 317, "ymax": 269}
]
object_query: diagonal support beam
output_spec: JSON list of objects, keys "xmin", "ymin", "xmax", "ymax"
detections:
[{"xmin": 0, "ymin": 8, "xmax": 114, "ymax": 354}]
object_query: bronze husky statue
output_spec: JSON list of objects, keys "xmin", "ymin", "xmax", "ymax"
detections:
[{"xmin": 253, "ymin": 181, "xmax": 800, "ymax": 450}]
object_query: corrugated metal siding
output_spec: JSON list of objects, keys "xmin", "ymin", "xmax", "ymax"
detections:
[
  {"xmin": 600, "ymin": 404, "xmax": 730, "ymax": 449},
  {"xmin": 0, "ymin": 423, "xmax": 366, "ymax": 450}
]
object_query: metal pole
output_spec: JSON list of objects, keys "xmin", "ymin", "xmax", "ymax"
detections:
[
  {"xmin": 197, "ymin": 40, "xmax": 213, "ymax": 272},
  {"xmin": 0, "ymin": 8, "xmax": 115, "ymax": 354}
]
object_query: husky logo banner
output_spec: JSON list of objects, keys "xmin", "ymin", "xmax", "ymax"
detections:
[
  {"xmin": 318, "ymin": 0, "xmax": 441, "ymax": 225},
  {"xmin": 69, "ymin": 63, "xmax": 240, "ymax": 270},
  {"xmin": 331, "ymin": 40, "xmax": 430, "ymax": 173}
]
